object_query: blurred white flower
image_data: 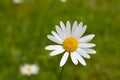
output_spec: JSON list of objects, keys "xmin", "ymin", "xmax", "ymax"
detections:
[
  {"xmin": 13, "ymin": 0, "xmax": 24, "ymax": 4},
  {"xmin": 61, "ymin": 0, "xmax": 67, "ymax": 3},
  {"xmin": 20, "ymin": 64, "xmax": 39, "ymax": 76},
  {"xmin": 45, "ymin": 21, "xmax": 96, "ymax": 67}
]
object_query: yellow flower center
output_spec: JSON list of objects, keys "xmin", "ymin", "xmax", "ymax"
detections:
[
  {"xmin": 63, "ymin": 37, "xmax": 78, "ymax": 52},
  {"xmin": 27, "ymin": 66, "xmax": 32, "ymax": 72}
]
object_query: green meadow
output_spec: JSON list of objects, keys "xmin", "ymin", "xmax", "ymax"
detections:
[{"xmin": 0, "ymin": 0, "xmax": 120, "ymax": 80}]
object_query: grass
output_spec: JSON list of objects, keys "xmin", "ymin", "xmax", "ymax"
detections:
[{"xmin": 0, "ymin": 0, "xmax": 120, "ymax": 80}]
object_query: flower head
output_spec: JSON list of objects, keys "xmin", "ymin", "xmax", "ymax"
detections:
[
  {"xmin": 45, "ymin": 21, "xmax": 96, "ymax": 67},
  {"xmin": 61, "ymin": 0, "xmax": 67, "ymax": 3},
  {"xmin": 20, "ymin": 64, "xmax": 39, "ymax": 76},
  {"xmin": 13, "ymin": 0, "xmax": 24, "ymax": 4}
]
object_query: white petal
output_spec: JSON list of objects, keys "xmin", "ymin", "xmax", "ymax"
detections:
[
  {"xmin": 60, "ymin": 21, "xmax": 67, "ymax": 38},
  {"xmin": 72, "ymin": 21, "xmax": 78, "ymax": 36},
  {"xmin": 55, "ymin": 25, "xmax": 65, "ymax": 39},
  {"xmin": 81, "ymin": 25, "xmax": 87, "ymax": 34},
  {"xmin": 66, "ymin": 21, "xmax": 71, "ymax": 37},
  {"xmin": 79, "ymin": 34, "xmax": 95, "ymax": 43},
  {"xmin": 79, "ymin": 43, "xmax": 96, "ymax": 48},
  {"xmin": 78, "ymin": 22, "xmax": 83, "ymax": 29},
  {"xmin": 83, "ymin": 48, "xmax": 96, "ymax": 54},
  {"xmin": 77, "ymin": 48, "xmax": 90, "ymax": 59},
  {"xmin": 70, "ymin": 52, "xmax": 78, "ymax": 65},
  {"xmin": 73, "ymin": 22, "xmax": 83, "ymax": 38},
  {"xmin": 78, "ymin": 25, "xmax": 87, "ymax": 38},
  {"xmin": 20, "ymin": 66, "xmax": 26, "ymax": 74},
  {"xmin": 50, "ymin": 48, "xmax": 65, "ymax": 56},
  {"xmin": 45, "ymin": 45, "xmax": 63, "ymax": 50},
  {"xmin": 73, "ymin": 24, "xmax": 87, "ymax": 39},
  {"xmin": 60, "ymin": 52, "xmax": 69, "ymax": 67},
  {"xmin": 47, "ymin": 35, "xmax": 62, "ymax": 44},
  {"xmin": 51, "ymin": 31, "xmax": 63, "ymax": 42},
  {"xmin": 76, "ymin": 52, "xmax": 86, "ymax": 66},
  {"xmin": 60, "ymin": 21, "xmax": 66, "ymax": 32},
  {"xmin": 31, "ymin": 64, "xmax": 39, "ymax": 74}
]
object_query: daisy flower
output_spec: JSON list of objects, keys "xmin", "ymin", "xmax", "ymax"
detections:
[
  {"xmin": 61, "ymin": 0, "xmax": 67, "ymax": 3},
  {"xmin": 45, "ymin": 21, "xmax": 96, "ymax": 67},
  {"xmin": 13, "ymin": 0, "xmax": 24, "ymax": 4},
  {"xmin": 20, "ymin": 64, "xmax": 39, "ymax": 76}
]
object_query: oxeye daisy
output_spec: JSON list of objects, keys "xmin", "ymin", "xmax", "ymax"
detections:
[
  {"xmin": 13, "ymin": 0, "xmax": 24, "ymax": 4},
  {"xmin": 45, "ymin": 21, "xmax": 96, "ymax": 67},
  {"xmin": 20, "ymin": 64, "xmax": 39, "ymax": 76},
  {"xmin": 61, "ymin": 0, "xmax": 67, "ymax": 3}
]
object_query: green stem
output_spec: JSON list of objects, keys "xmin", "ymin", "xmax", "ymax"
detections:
[
  {"xmin": 27, "ymin": 76, "xmax": 31, "ymax": 80},
  {"xmin": 58, "ymin": 65, "xmax": 66, "ymax": 80}
]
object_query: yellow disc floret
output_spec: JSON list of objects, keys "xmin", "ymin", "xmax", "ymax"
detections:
[
  {"xmin": 63, "ymin": 37, "xmax": 78, "ymax": 52},
  {"xmin": 27, "ymin": 66, "xmax": 32, "ymax": 72}
]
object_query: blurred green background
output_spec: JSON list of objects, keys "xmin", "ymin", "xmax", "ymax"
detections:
[{"xmin": 0, "ymin": 0, "xmax": 120, "ymax": 80}]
